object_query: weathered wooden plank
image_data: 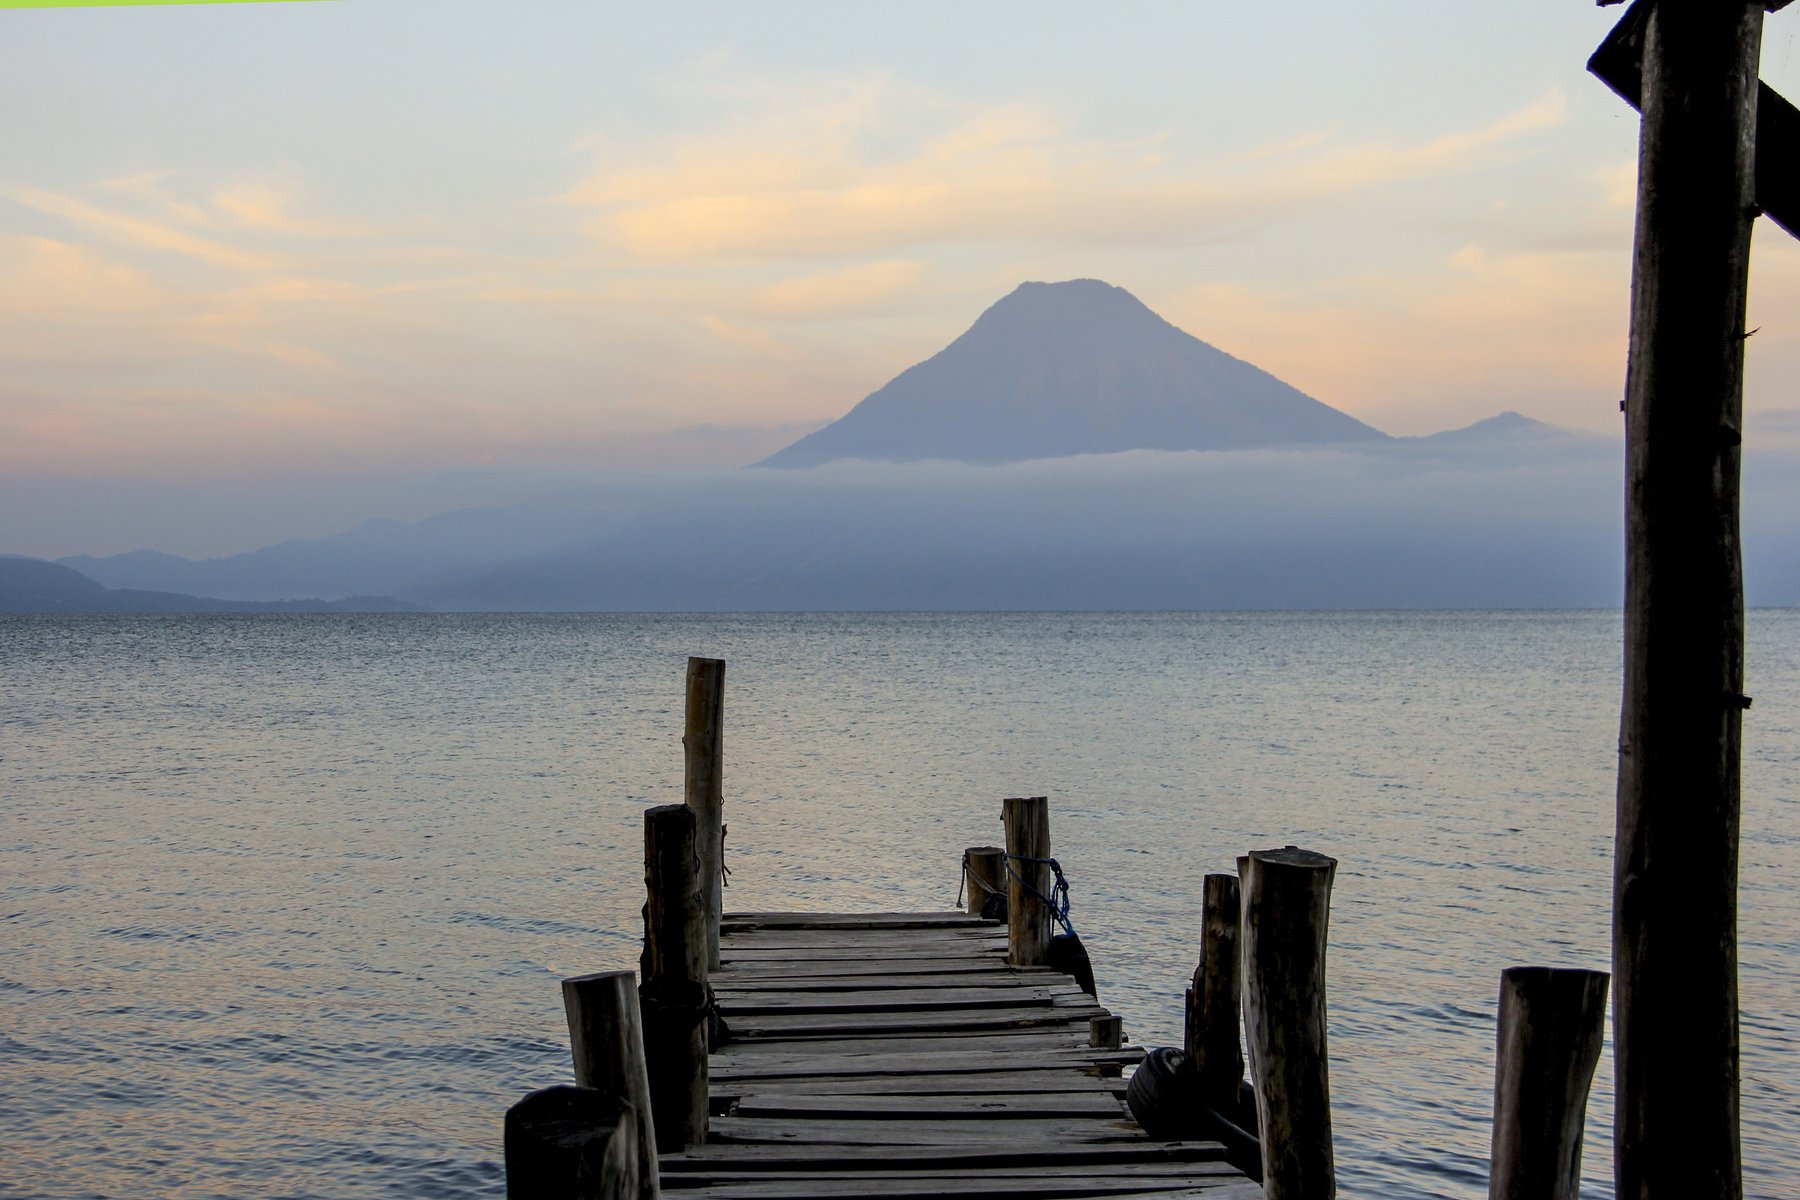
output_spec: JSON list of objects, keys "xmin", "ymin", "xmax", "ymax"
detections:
[
  {"xmin": 729, "ymin": 1005, "xmax": 1105, "ymax": 1040},
  {"xmin": 713, "ymin": 970, "xmax": 1056, "ymax": 991},
  {"xmin": 661, "ymin": 1140, "xmax": 1228, "ymax": 1171},
  {"xmin": 720, "ymin": 949, "xmax": 1008, "ymax": 964},
  {"xmin": 723, "ymin": 912, "xmax": 995, "ymax": 930},
  {"xmin": 721, "ymin": 935, "xmax": 1007, "ymax": 954},
  {"xmin": 715, "ymin": 961, "xmax": 1049, "ymax": 982},
  {"xmin": 715, "ymin": 1069, "xmax": 1124, "ymax": 1096},
  {"xmin": 723, "ymin": 931, "xmax": 1005, "ymax": 945},
  {"xmin": 710, "ymin": 1047, "xmax": 1142, "ymax": 1081},
  {"xmin": 718, "ymin": 986, "xmax": 1080, "ymax": 1014},
  {"xmin": 723, "ymin": 936, "xmax": 1013, "ymax": 950},
  {"xmin": 660, "ymin": 1171, "xmax": 1252, "ymax": 1198},
  {"xmin": 654, "ymin": 908, "xmax": 1253, "ymax": 1195},
  {"xmin": 719, "ymin": 981, "xmax": 1081, "ymax": 998},
  {"xmin": 713, "ymin": 1031, "xmax": 1101, "ymax": 1063},
  {"xmin": 707, "ymin": 1115, "xmax": 1146, "ymax": 1146},
  {"xmin": 729, "ymin": 1090, "xmax": 1128, "ymax": 1120},
  {"xmin": 662, "ymin": 1161, "xmax": 1237, "ymax": 1185},
  {"xmin": 1102, "ymin": 1188, "xmax": 1264, "ymax": 1200},
  {"xmin": 725, "ymin": 923, "xmax": 1007, "ymax": 939}
]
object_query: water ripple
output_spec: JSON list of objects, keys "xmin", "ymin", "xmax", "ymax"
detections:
[{"xmin": 3, "ymin": 610, "xmax": 1796, "ymax": 1199}]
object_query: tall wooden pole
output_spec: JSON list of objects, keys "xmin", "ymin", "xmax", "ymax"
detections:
[
  {"xmin": 684, "ymin": 657, "xmax": 725, "ymax": 972},
  {"xmin": 1189, "ymin": 873, "xmax": 1245, "ymax": 1116},
  {"xmin": 1240, "ymin": 847, "xmax": 1337, "ymax": 1200},
  {"xmin": 1001, "ymin": 796, "xmax": 1052, "ymax": 967},
  {"xmin": 1616, "ymin": 4, "xmax": 1762, "ymax": 1198},
  {"xmin": 640, "ymin": 804, "xmax": 709, "ymax": 1151}
]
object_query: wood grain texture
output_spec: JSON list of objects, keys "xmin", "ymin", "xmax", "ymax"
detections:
[
  {"xmin": 669, "ymin": 909, "xmax": 1255, "ymax": 1196},
  {"xmin": 1614, "ymin": 5, "xmax": 1760, "ymax": 1199},
  {"xmin": 1189, "ymin": 873, "xmax": 1244, "ymax": 1113},
  {"xmin": 684, "ymin": 657, "xmax": 726, "ymax": 972},
  {"xmin": 963, "ymin": 847, "xmax": 1007, "ymax": 916},
  {"xmin": 641, "ymin": 803, "xmax": 710, "ymax": 1151},
  {"xmin": 562, "ymin": 970, "xmax": 661, "ymax": 1200},
  {"xmin": 1241, "ymin": 847, "xmax": 1337, "ymax": 1200},
  {"xmin": 1488, "ymin": 967, "xmax": 1608, "ymax": 1200},
  {"xmin": 1002, "ymin": 797, "xmax": 1052, "ymax": 968},
  {"xmin": 505, "ymin": 1085, "xmax": 638, "ymax": 1200}
]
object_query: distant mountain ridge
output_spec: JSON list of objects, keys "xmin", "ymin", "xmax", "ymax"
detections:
[
  {"xmin": 761, "ymin": 279, "xmax": 1387, "ymax": 467},
  {"xmin": 0, "ymin": 557, "xmax": 425, "ymax": 614},
  {"xmin": 21, "ymin": 413, "xmax": 1653, "ymax": 610},
  {"xmin": 11, "ymin": 272, "xmax": 1723, "ymax": 612}
]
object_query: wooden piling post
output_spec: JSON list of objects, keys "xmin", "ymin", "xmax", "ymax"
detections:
[
  {"xmin": 683, "ymin": 657, "xmax": 725, "ymax": 972},
  {"xmin": 962, "ymin": 845, "xmax": 1005, "ymax": 916},
  {"xmin": 1089, "ymin": 1014, "xmax": 1123, "ymax": 1049},
  {"xmin": 1241, "ymin": 847, "xmax": 1338, "ymax": 1200},
  {"xmin": 640, "ymin": 804, "xmax": 709, "ymax": 1151},
  {"xmin": 1191, "ymin": 872, "xmax": 1245, "ymax": 1113},
  {"xmin": 505, "ymin": 1084, "xmax": 640, "ymax": 1200},
  {"xmin": 562, "ymin": 970, "xmax": 660, "ymax": 1200},
  {"xmin": 1613, "ymin": 5, "xmax": 1764, "ymax": 1198},
  {"xmin": 1001, "ymin": 796, "xmax": 1052, "ymax": 967},
  {"xmin": 1489, "ymin": 967, "xmax": 1610, "ymax": 1200}
]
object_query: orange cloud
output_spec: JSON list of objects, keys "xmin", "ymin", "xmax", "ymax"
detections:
[
  {"xmin": 560, "ymin": 85, "xmax": 1569, "ymax": 263},
  {"xmin": 7, "ymin": 187, "xmax": 276, "ymax": 270},
  {"xmin": 1160, "ymin": 239, "xmax": 1629, "ymax": 436},
  {"xmin": 209, "ymin": 182, "xmax": 377, "ymax": 238}
]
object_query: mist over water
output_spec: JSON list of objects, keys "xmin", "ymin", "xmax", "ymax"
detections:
[{"xmin": 3, "ymin": 612, "xmax": 1796, "ymax": 1199}]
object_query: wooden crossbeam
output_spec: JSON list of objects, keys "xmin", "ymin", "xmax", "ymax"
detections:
[{"xmin": 1590, "ymin": 0, "xmax": 1800, "ymax": 239}]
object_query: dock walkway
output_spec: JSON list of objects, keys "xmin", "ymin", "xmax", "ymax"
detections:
[{"xmin": 658, "ymin": 910, "xmax": 1258, "ymax": 1200}]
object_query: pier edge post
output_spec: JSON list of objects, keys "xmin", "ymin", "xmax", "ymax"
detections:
[
  {"xmin": 684, "ymin": 657, "xmax": 725, "ymax": 972},
  {"xmin": 1191, "ymin": 872, "xmax": 1246, "ymax": 1115},
  {"xmin": 1489, "ymin": 966, "xmax": 1610, "ymax": 1200},
  {"xmin": 504, "ymin": 1084, "xmax": 640, "ymax": 1199},
  {"xmin": 561, "ymin": 969, "xmax": 662, "ymax": 1200},
  {"xmin": 962, "ymin": 845, "xmax": 1006, "ymax": 916},
  {"xmin": 641, "ymin": 803, "xmax": 710, "ymax": 1151},
  {"xmin": 1002, "ymin": 796, "xmax": 1053, "ymax": 967},
  {"xmin": 1241, "ymin": 846, "xmax": 1338, "ymax": 1200}
]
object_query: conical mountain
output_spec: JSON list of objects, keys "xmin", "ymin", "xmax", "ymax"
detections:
[{"xmin": 760, "ymin": 279, "xmax": 1387, "ymax": 467}]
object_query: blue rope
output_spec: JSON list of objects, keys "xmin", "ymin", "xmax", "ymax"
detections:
[{"xmin": 1003, "ymin": 852, "xmax": 1076, "ymax": 937}]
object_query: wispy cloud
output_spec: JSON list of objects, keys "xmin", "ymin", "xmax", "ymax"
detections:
[
  {"xmin": 209, "ymin": 182, "xmax": 378, "ymax": 238},
  {"xmin": 7, "ymin": 186, "xmax": 277, "ymax": 270},
  {"xmin": 1160, "ymin": 235, "xmax": 1628, "ymax": 435},
  {"xmin": 557, "ymin": 77, "xmax": 1569, "ymax": 263},
  {"xmin": 757, "ymin": 260, "xmax": 927, "ymax": 317}
]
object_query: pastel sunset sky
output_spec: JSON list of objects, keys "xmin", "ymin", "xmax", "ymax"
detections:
[{"xmin": 6, "ymin": 0, "xmax": 1800, "ymax": 554}]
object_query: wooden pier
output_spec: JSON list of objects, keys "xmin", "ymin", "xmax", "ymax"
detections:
[
  {"xmin": 660, "ymin": 909, "xmax": 1254, "ymax": 1199},
  {"xmin": 506, "ymin": 659, "xmax": 1613, "ymax": 1200}
]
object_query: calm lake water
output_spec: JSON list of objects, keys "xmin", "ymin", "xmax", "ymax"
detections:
[{"xmin": 3, "ymin": 611, "xmax": 1796, "ymax": 1200}]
